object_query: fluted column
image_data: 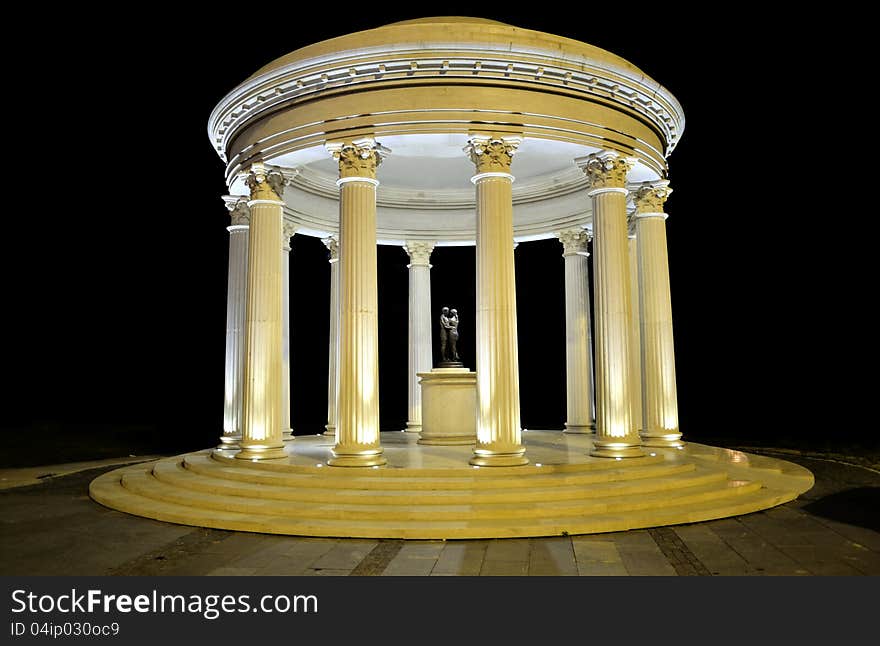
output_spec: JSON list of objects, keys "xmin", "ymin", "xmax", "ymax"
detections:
[
  {"xmin": 466, "ymin": 134, "xmax": 528, "ymax": 467},
  {"xmin": 404, "ymin": 241, "xmax": 435, "ymax": 433},
  {"xmin": 558, "ymin": 228, "xmax": 596, "ymax": 434},
  {"xmin": 577, "ymin": 151, "xmax": 644, "ymax": 458},
  {"xmin": 219, "ymin": 197, "xmax": 250, "ymax": 450},
  {"xmin": 633, "ymin": 181, "xmax": 683, "ymax": 447},
  {"xmin": 325, "ymin": 138, "xmax": 388, "ymax": 467},
  {"xmin": 281, "ymin": 221, "xmax": 297, "ymax": 442},
  {"xmin": 323, "ymin": 237, "xmax": 340, "ymax": 437},
  {"xmin": 627, "ymin": 223, "xmax": 643, "ymax": 437},
  {"xmin": 236, "ymin": 163, "xmax": 287, "ymax": 461}
]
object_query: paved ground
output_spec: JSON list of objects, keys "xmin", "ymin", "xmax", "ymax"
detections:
[{"xmin": 0, "ymin": 450, "xmax": 877, "ymax": 576}]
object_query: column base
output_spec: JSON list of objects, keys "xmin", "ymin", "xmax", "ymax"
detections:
[
  {"xmin": 640, "ymin": 431, "xmax": 684, "ymax": 449},
  {"xmin": 563, "ymin": 423, "xmax": 596, "ymax": 434},
  {"xmin": 404, "ymin": 422, "xmax": 422, "ymax": 433},
  {"xmin": 328, "ymin": 446, "xmax": 387, "ymax": 467},
  {"xmin": 323, "ymin": 424, "xmax": 336, "ymax": 436},
  {"xmin": 589, "ymin": 438, "xmax": 645, "ymax": 459},
  {"xmin": 217, "ymin": 434, "xmax": 241, "ymax": 450},
  {"xmin": 282, "ymin": 429, "xmax": 294, "ymax": 442},
  {"xmin": 235, "ymin": 444, "xmax": 288, "ymax": 461},
  {"xmin": 469, "ymin": 447, "xmax": 529, "ymax": 467}
]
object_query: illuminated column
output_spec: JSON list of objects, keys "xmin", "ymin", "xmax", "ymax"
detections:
[
  {"xmin": 633, "ymin": 181, "xmax": 683, "ymax": 447},
  {"xmin": 322, "ymin": 237, "xmax": 340, "ymax": 437},
  {"xmin": 577, "ymin": 151, "xmax": 643, "ymax": 458},
  {"xmin": 404, "ymin": 241, "xmax": 435, "ymax": 433},
  {"xmin": 558, "ymin": 228, "xmax": 596, "ymax": 434},
  {"xmin": 236, "ymin": 163, "xmax": 287, "ymax": 460},
  {"xmin": 281, "ymin": 221, "xmax": 297, "ymax": 442},
  {"xmin": 219, "ymin": 197, "xmax": 249, "ymax": 450},
  {"xmin": 627, "ymin": 224, "xmax": 643, "ymax": 437},
  {"xmin": 466, "ymin": 134, "xmax": 528, "ymax": 467},
  {"xmin": 325, "ymin": 138, "xmax": 387, "ymax": 467}
]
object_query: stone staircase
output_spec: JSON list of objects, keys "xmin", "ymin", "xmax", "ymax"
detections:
[{"xmin": 90, "ymin": 437, "xmax": 813, "ymax": 539}]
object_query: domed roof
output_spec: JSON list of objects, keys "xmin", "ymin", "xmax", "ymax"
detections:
[{"xmin": 247, "ymin": 16, "xmax": 645, "ymax": 81}]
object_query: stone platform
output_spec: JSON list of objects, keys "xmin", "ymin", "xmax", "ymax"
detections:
[{"xmin": 89, "ymin": 431, "xmax": 814, "ymax": 540}]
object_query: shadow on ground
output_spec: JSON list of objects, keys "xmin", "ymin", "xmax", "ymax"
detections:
[{"xmin": 802, "ymin": 487, "xmax": 880, "ymax": 533}]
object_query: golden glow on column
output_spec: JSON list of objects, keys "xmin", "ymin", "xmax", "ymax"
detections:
[
  {"xmin": 237, "ymin": 163, "xmax": 288, "ymax": 461},
  {"xmin": 467, "ymin": 134, "xmax": 528, "ymax": 467},
  {"xmin": 633, "ymin": 180, "xmax": 683, "ymax": 448},
  {"xmin": 326, "ymin": 139, "xmax": 387, "ymax": 467},
  {"xmin": 577, "ymin": 151, "xmax": 644, "ymax": 459}
]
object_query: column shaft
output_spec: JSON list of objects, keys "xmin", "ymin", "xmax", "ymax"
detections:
[
  {"xmin": 590, "ymin": 189, "xmax": 642, "ymax": 456},
  {"xmin": 559, "ymin": 230, "xmax": 596, "ymax": 433},
  {"xmin": 281, "ymin": 224, "xmax": 295, "ymax": 442},
  {"xmin": 405, "ymin": 242, "xmax": 434, "ymax": 432},
  {"xmin": 237, "ymin": 167, "xmax": 287, "ymax": 461},
  {"xmin": 636, "ymin": 212, "xmax": 682, "ymax": 446},
  {"xmin": 327, "ymin": 139, "xmax": 386, "ymax": 466},
  {"xmin": 471, "ymin": 177, "xmax": 527, "ymax": 465},
  {"xmin": 628, "ymin": 234, "xmax": 643, "ymax": 435},
  {"xmin": 220, "ymin": 200, "xmax": 249, "ymax": 449},
  {"xmin": 323, "ymin": 238, "xmax": 340, "ymax": 437}
]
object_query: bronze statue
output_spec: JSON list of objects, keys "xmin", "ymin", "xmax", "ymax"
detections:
[{"xmin": 439, "ymin": 306, "xmax": 462, "ymax": 366}]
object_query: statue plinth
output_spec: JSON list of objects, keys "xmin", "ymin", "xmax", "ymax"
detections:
[
  {"xmin": 437, "ymin": 360, "xmax": 464, "ymax": 369},
  {"xmin": 417, "ymin": 369, "xmax": 477, "ymax": 445}
]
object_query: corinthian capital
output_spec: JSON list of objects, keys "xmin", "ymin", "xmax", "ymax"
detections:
[
  {"xmin": 223, "ymin": 195, "xmax": 250, "ymax": 225},
  {"xmin": 326, "ymin": 137, "xmax": 389, "ymax": 180},
  {"xmin": 576, "ymin": 151, "xmax": 636, "ymax": 192},
  {"xmin": 322, "ymin": 236, "xmax": 339, "ymax": 261},
  {"xmin": 245, "ymin": 162, "xmax": 286, "ymax": 201},
  {"xmin": 282, "ymin": 221, "xmax": 298, "ymax": 251},
  {"xmin": 557, "ymin": 228, "xmax": 591, "ymax": 256},
  {"xmin": 465, "ymin": 134, "xmax": 523, "ymax": 174},
  {"xmin": 404, "ymin": 240, "xmax": 435, "ymax": 267},
  {"xmin": 633, "ymin": 180, "xmax": 672, "ymax": 215}
]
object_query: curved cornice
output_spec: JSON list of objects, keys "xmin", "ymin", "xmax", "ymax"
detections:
[{"xmin": 208, "ymin": 43, "xmax": 684, "ymax": 165}]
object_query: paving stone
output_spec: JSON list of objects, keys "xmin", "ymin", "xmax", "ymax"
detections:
[
  {"xmin": 479, "ymin": 559, "xmax": 529, "ymax": 576},
  {"xmin": 484, "ymin": 539, "xmax": 530, "ymax": 562},
  {"xmin": 311, "ymin": 540, "xmax": 378, "ymax": 570},
  {"xmin": 431, "ymin": 541, "xmax": 487, "ymax": 575},
  {"xmin": 571, "ymin": 539, "xmax": 628, "ymax": 576},
  {"xmin": 673, "ymin": 524, "xmax": 755, "ymax": 575},
  {"xmin": 706, "ymin": 517, "xmax": 807, "ymax": 575},
  {"xmin": 618, "ymin": 529, "xmax": 682, "ymax": 576},
  {"xmin": 528, "ymin": 537, "xmax": 577, "ymax": 575}
]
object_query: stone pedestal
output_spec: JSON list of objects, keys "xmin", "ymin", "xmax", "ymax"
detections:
[{"xmin": 417, "ymin": 369, "xmax": 477, "ymax": 445}]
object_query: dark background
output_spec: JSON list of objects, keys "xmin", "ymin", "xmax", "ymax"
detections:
[{"xmin": 1, "ymin": 7, "xmax": 861, "ymax": 467}]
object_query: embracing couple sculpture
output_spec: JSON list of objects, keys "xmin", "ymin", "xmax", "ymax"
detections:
[{"xmin": 439, "ymin": 306, "xmax": 461, "ymax": 366}]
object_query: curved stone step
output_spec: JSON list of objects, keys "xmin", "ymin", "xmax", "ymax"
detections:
[
  {"xmin": 184, "ymin": 454, "xmax": 694, "ymax": 490},
  {"xmin": 152, "ymin": 458, "xmax": 727, "ymax": 505},
  {"xmin": 90, "ymin": 464, "xmax": 797, "ymax": 539},
  {"xmin": 122, "ymin": 467, "xmax": 761, "ymax": 522},
  {"xmin": 210, "ymin": 449, "xmax": 667, "ymax": 476}
]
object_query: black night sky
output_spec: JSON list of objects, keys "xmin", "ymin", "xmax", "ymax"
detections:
[{"xmin": 1, "ymin": 6, "xmax": 862, "ymax": 467}]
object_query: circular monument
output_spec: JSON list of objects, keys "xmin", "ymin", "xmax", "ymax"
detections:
[{"xmin": 91, "ymin": 17, "xmax": 813, "ymax": 539}]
